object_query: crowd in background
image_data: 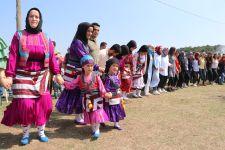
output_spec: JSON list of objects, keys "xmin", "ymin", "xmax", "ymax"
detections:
[{"xmin": 0, "ymin": 7, "xmax": 224, "ymax": 144}]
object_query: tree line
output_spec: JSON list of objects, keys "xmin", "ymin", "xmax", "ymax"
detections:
[{"xmin": 177, "ymin": 45, "xmax": 225, "ymax": 53}]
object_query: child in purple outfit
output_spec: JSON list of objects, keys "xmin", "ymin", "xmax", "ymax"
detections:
[{"xmin": 103, "ymin": 58, "xmax": 126, "ymax": 130}]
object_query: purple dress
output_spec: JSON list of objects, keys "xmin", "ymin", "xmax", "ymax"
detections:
[
  {"xmin": 56, "ymin": 39, "xmax": 98, "ymax": 114},
  {"xmin": 1, "ymin": 31, "xmax": 60, "ymax": 126},
  {"xmin": 104, "ymin": 74, "xmax": 126, "ymax": 122}
]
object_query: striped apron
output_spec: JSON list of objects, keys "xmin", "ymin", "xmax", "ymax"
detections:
[
  {"xmin": 12, "ymin": 69, "xmax": 49, "ymax": 99},
  {"xmin": 83, "ymin": 92, "xmax": 103, "ymax": 112},
  {"xmin": 105, "ymin": 90, "xmax": 122, "ymax": 106},
  {"xmin": 63, "ymin": 64, "xmax": 82, "ymax": 82}
]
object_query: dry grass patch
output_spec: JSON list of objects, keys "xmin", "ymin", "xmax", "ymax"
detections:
[{"xmin": 0, "ymin": 85, "xmax": 225, "ymax": 150}]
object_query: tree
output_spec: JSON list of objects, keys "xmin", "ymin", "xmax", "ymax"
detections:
[{"xmin": 16, "ymin": 0, "xmax": 22, "ymax": 31}]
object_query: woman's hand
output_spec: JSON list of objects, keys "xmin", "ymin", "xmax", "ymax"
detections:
[
  {"xmin": 56, "ymin": 74, "xmax": 64, "ymax": 85},
  {"xmin": 2, "ymin": 77, "xmax": 13, "ymax": 89},
  {"xmin": 104, "ymin": 92, "xmax": 112, "ymax": 99}
]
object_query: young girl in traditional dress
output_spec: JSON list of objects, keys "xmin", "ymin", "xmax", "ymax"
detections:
[
  {"xmin": 132, "ymin": 45, "xmax": 148, "ymax": 98},
  {"xmin": 64, "ymin": 55, "xmax": 112, "ymax": 139},
  {"xmin": 120, "ymin": 45, "xmax": 132, "ymax": 100},
  {"xmin": 103, "ymin": 58, "xmax": 126, "ymax": 130}
]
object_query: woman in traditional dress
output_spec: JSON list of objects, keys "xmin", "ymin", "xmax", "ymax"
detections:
[
  {"xmin": 1, "ymin": 8, "xmax": 63, "ymax": 145},
  {"xmin": 56, "ymin": 22, "xmax": 103, "ymax": 124}
]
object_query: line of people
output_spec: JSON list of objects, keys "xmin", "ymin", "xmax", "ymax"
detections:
[{"xmin": 0, "ymin": 7, "xmax": 224, "ymax": 146}]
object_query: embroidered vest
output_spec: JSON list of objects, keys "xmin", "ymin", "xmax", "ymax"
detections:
[
  {"xmin": 80, "ymin": 73, "xmax": 103, "ymax": 112},
  {"xmin": 80, "ymin": 73, "xmax": 99, "ymax": 95},
  {"xmin": 17, "ymin": 30, "xmax": 50, "ymax": 68}
]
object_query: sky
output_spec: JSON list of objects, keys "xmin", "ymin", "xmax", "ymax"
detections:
[{"xmin": 1, "ymin": 0, "xmax": 225, "ymax": 55}]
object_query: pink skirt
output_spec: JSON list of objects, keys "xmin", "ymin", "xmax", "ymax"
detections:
[
  {"xmin": 1, "ymin": 93, "xmax": 52, "ymax": 126},
  {"xmin": 83, "ymin": 108, "xmax": 109, "ymax": 124}
]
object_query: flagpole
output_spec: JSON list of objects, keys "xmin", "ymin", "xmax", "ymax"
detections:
[{"xmin": 16, "ymin": 0, "xmax": 22, "ymax": 31}]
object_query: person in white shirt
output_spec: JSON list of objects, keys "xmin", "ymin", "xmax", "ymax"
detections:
[
  {"xmin": 158, "ymin": 48, "xmax": 170, "ymax": 93},
  {"xmin": 88, "ymin": 23, "xmax": 100, "ymax": 64},
  {"xmin": 150, "ymin": 46, "xmax": 162, "ymax": 95},
  {"xmin": 98, "ymin": 42, "xmax": 108, "ymax": 68}
]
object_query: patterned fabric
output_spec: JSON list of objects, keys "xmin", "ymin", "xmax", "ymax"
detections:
[
  {"xmin": 132, "ymin": 53, "xmax": 147, "ymax": 80},
  {"xmin": 1, "ymin": 29, "xmax": 59, "ymax": 127},
  {"xmin": 80, "ymin": 54, "xmax": 94, "ymax": 66},
  {"xmin": 122, "ymin": 54, "xmax": 133, "ymax": 72},
  {"xmin": 56, "ymin": 39, "xmax": 98, "ymax": 115},
  {"xmin": 120, "ymin": 55, "xmax": 132, "ymax": 79},
  {"xmin": 80, "ymin": 73, "xmax": 103, "ymax": 112},
  {"xmin": 104, "ymin": 74, "xmax": 122, "ymax": 105},
  {"xmin": 105, "ymin": 95, "xmax": 121, "ymax": 105},
  {"xmin": 103, "ymin": 74, "xmax": 125, "ymax": 122},
  {"xmin": 121, "ymin": 67, "xmax": 131, "ymax": 79},
  {"xmin": 68, "ymin": 40, "xmax": 91, "ymax": 68},
  {"xmin": 63, "ymin": 64, "xmax": 81, "ymax": 82},
  {"xmin": 83, "ymin": 94, "xmax": 103, "ymax": 112},
  {"xmin": 0, "ymin": 37, "xmax": 7, "ymax": 58},
  {"xmin": 62, "ymin": 40, "xmax": 95, "ymax": 84},
  {"xmin": 17, "ymin": 30, "xmax": 50, "ymax": 68},
  {"xmin": 12, "ymin": 69, "xmax": 49, "ymax": 98},
  {"xmin": 0, "ymin": 37, "xmax": 8, "ymax": 69},
  {"xmin": 120, "ymin": 55, "xmax": 133, "ymax": 92}
]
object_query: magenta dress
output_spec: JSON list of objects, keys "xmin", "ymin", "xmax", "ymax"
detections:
[{"xmin": 1, "ymin": 31, "xmax": 60, "ymax": 126}]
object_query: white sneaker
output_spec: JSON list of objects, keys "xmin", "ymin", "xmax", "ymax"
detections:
[
  {"xmin": 162, "ymin": 88, "xmax": 167, "ymax": 93},
  {"xmin": 122, "ymin": 92, "xmax": 129, "ymax": 100},
  {"xmin": 144, "ymin": 92, "xmax": 150, "ymax": 96},
  {"xmin": 153, "ymin": 90, "xmax": 160, "ymax": 95},
  {"xmin": 193, "ymin": 84, "xmax": 197, "ymax": 87},
  {"xmin": 132, "ymin": 93, "xmax": 139, "ymax": 98},
  {"xmin": 137, "ymin": 94, "xmax": 143, "ymax": 98},
  {"xmin": 158, "ymin": 88, "xmax": 162, "ymax": 93},
  {"xmin": 137, "ymin": 90, "xmax": 143, "ymax": 98}
]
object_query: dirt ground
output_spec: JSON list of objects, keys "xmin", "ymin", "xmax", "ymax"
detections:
[{"xmin": 0, "ymin": 85, "xmax": 225, "ymax": 150}]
